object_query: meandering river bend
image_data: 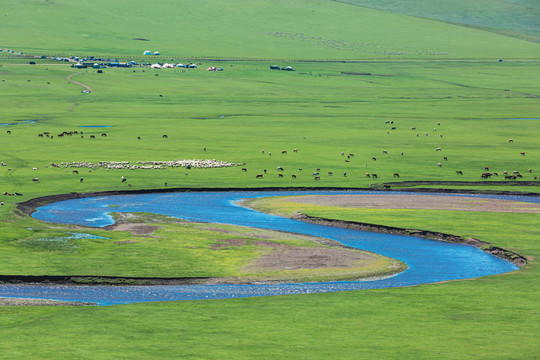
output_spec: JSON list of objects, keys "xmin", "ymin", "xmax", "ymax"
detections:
[{"xmin": 1, "ymin": 191, "xmax": 532, "ymax": 305}]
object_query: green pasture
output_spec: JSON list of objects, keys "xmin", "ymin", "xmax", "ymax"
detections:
[
  {"xmin": 0, "ymin": 0, "xmax": 539, "ymax": 358},
  {"xmin": 1, "ymin": 0, "xmax": 539, "ymax": 59}
]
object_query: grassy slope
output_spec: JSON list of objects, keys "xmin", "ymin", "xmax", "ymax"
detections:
[
  {"xmin": 0, "ymin": 1, "xmax": 539, "ymax": 358},
  {"xmin": 1, "ymin": 0, "xmax": 539, "ymax": 58},
  {"xmin": 337, "ymin": 0, "xmax": 540, "ymax": 43}
]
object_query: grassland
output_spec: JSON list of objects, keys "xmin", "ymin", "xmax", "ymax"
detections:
[
  {"xmin": 0, "ymin": 0, "xmax": 539, "ymax": 358},
  {"xmin": 338, "ymin": 0, "xmax": 540, "ymax": 43}
]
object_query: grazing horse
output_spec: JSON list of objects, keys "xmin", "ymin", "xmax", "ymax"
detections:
[
  {"xmin": 393, "ymin": 173, "xmax": 400, "ymax": 178},
  {"xmin": 256, "ymin": 174, "xmax": 263, "ymax": 179}
]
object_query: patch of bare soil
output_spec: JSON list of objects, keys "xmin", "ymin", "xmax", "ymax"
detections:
[
  {"xmin": 0, "ymin": 297, "xmax": 93, "ymax": 306},
  {"xmin": 285, "ymin": 194, "xmax": 540, "ymax": 213},
  {"xmin": 247, "ymin": 241, "xmax": 377, "ymax": 270},
  {"xmin": 107, "ymin": 223, "xmax": 160, "ymax": 235}
]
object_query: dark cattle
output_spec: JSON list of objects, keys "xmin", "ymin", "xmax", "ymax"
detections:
[
  {"xmin": 264, "ymin": 169, "xmax": 267, "ymax": 174},
  {"xmin": 516, "ymin": 174, "xmax": 523, "ymax": 178},
  {"xmin": 349, "ymin": 153, "xmax": 354, "ymax": 157},
  {"xmin": 121, "ymin": 177, "xmax": 127, "ymax": 183},
  {"xmin": 38, "ymin": 133, "xmax": 43, "ymax": 137},
  {"xmin": 456, "ymin": 171, "xmax": 463, "ymax": 175},
  {"xmin": 382, "ymin": 150, "xmax": 387, "ymax": 154},
  {"xmin": 481, "ymin": 173, "xmax": 492, "ymax": 179},
  {"xmin": 186, "ymin": 165, "xmax": 191, "ymax": 170},
  {"xmin": 444, "ymin": 157, "xmax": 448, "ymax": 161},
  {"xmin": 485, "ymin": 167, "xmax": 489, "ymax": 171},
  {"xmin": 292, "ymin": 174, "xmax": 296, "ymax": 179},
  {"xmin": 278, "ymin": 174, "xmax": 283, "ymax": 178},
  {"xmin": 343, "ymin": 173, "xmax": 347, "ymax": 177},
  {"xmin": 90, "ymin": 135, "xmax": 95, "ymax": 139},
  {"xmin": 281, "ymin": 150, "xmax": 287, "ymax": 154},
  {"xmin": 508, "ymin": 139, "xmax": 513, "ymax": 143},
  {"xmin": 391, "ymin": 127, "xmax": 396, "ymax": 130},
  {"xmin": 73, "ymin": 170, "xmax": 79, "ymax": 174},
  {"xmin": 493, "ymin": 172, "xmax": 498, "ymax": 176},
  {"xmin": 372, "ymin": 157, "xmax": 376, "ymax": 161},
  {"xmin": 521, "ymin": 152, "xmax": 525, "ymax": 156},
  {"xmin": 7, "ymin": 130, "xmax": 11, "ymax": 134},
  {"xmin": 101, "ymin": 133, "xmax": 107, "ymax": 137},
  {"xmin": 328, "ymin": 172, "xmax": 333, "ymax": 176},
  {"xmin": 411, "ymin": 127, "xmax": 416, "ymax": 130},
  {"xmin": 137, "ymin": 136, "xmax": 141, "ymax": 140},
  {"xmin": 314, "ymin": 176, "xmax": 320, "ymax": 180},
  {"xmin": 293, "ymin": 148, "xmax": 298, "ymax": 153},
  {"xmin": 505, "ymin": 175, "xmax": 516, "ymax": 180},
  {"xmin": 365, "ymin": 173, "xmax": 370, "ymax": 178},
  {"xmin": 312, "ymin": 172, "xmax": 319, "ymax": 176},
  {"xmin": 163, "ymin": 135, "xmax": 168, "ymax": 138},
  {"xmin": 529, "ymin": 168, "xmax": 532, "ymax": 173},
  {"xmin": 345, "ymin": 160, "xmax": 349, "ymax": 163},
  {"xmin": 32, "ymin": 178, "xmax": 39, "ymax": 182},
  {"xmin": 241, "ymin": 168, "xmax": 247, "ymax": 172},
  {"xmin": 256, "ymin": 174, "xmax": 263, "ymax": 179},
  {"xmin": 277, "ymin": 167, "xmax": 284, "ymax": 171},
  {"xmin": 80, "ymin": 178, "xmax": 84, "ymax": 182},
  {"xmin": 393, "ymin": 173, "xmax": 400, "ymax": 178},
  {"xmin": 372, "ymin": 174, "xmax": 377, "ymax": 178}
]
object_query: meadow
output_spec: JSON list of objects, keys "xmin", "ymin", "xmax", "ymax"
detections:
[{"xmin": 0, "ymin": 0, "xmax": 539, "ymax": 358}]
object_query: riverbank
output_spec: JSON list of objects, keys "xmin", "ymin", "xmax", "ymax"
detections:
[{"xmin": 15, "ymin": 182, "xmax": 540, "ymax": 216}]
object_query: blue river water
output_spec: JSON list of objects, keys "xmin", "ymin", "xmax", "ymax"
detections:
[{"xmin": 1, "ymin": 191, "xmax": 533, "ymax": 305}]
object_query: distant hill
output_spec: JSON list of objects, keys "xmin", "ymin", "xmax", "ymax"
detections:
[
  {"xmin": 335, "ymin": 0, "xmax": 540, "ymax": 43},
  {"xmin": 0, "ymin": 0, "xmax": 538, "ymax": 59}
]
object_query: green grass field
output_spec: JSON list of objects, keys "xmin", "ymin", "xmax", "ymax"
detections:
[{"xmin": 0, "ymin": 0, "xmax": 539, "ymax": 358}]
